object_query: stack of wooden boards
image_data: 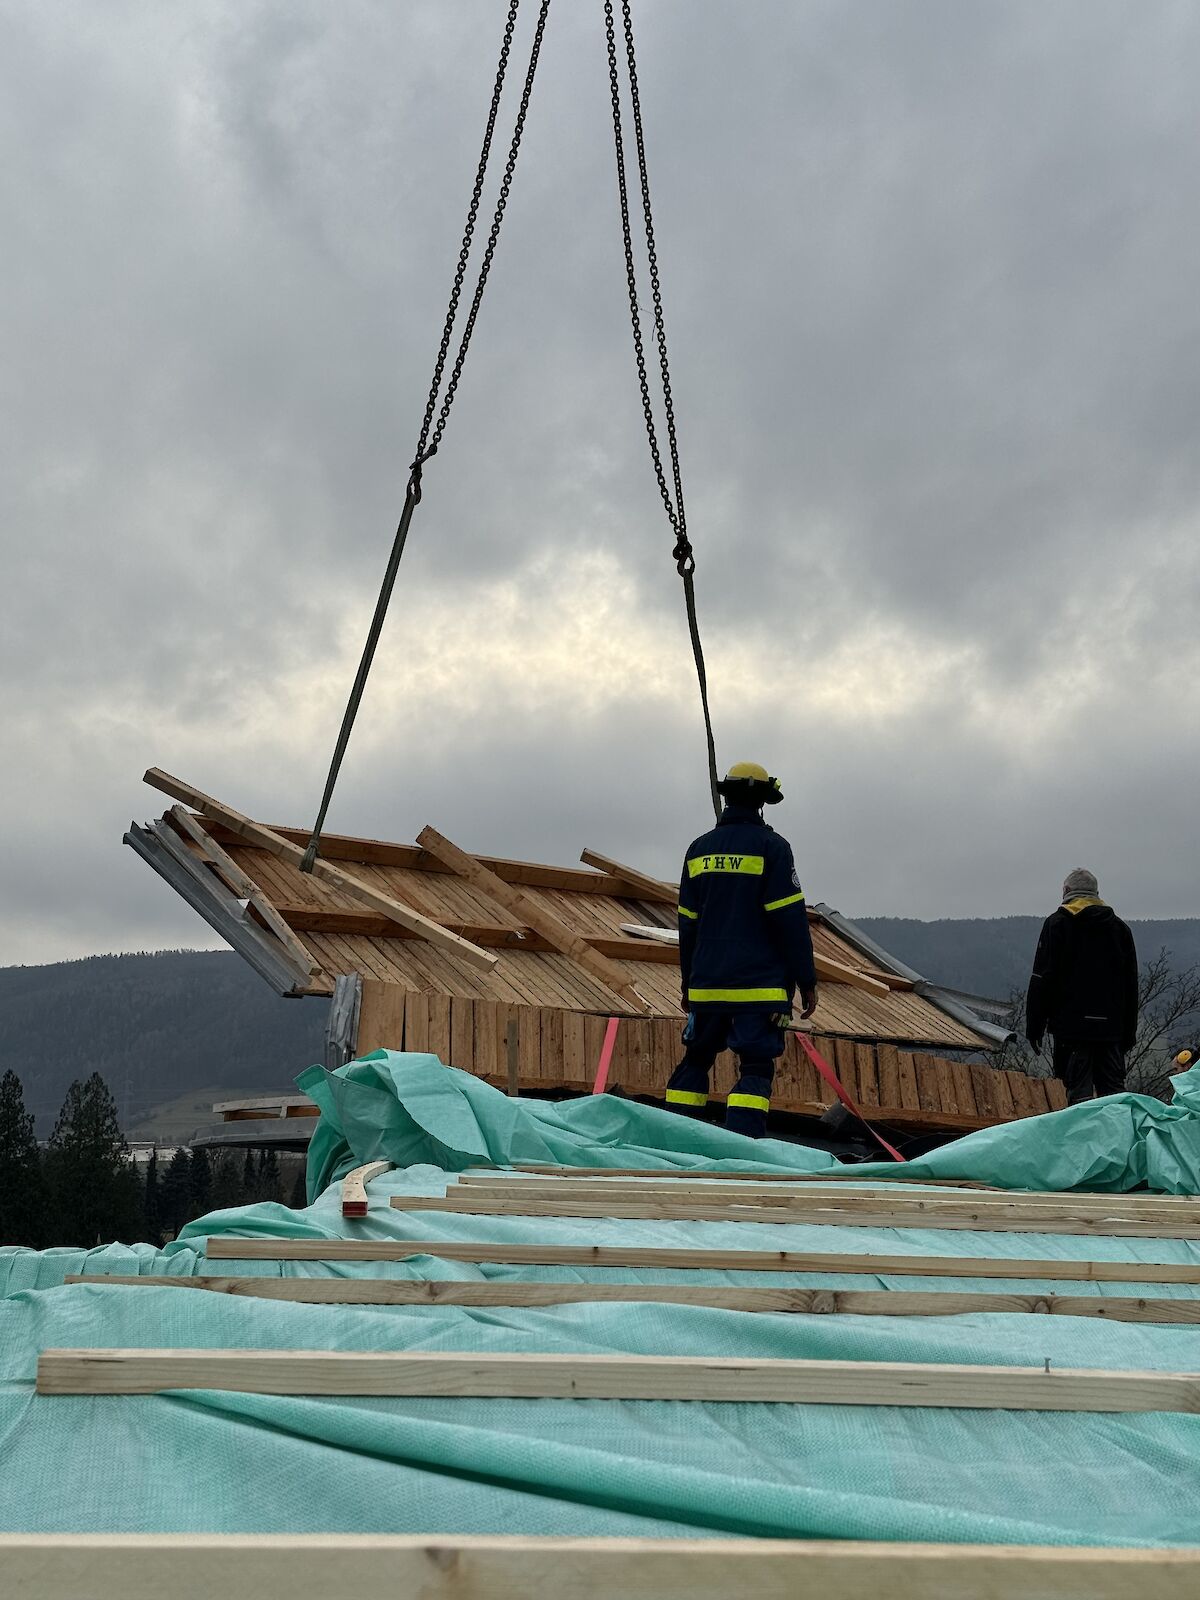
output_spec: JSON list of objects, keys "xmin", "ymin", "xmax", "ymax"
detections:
[{"xmin": 33, "ymin": 1164, "xmax": 1200, "ymax": 1594}]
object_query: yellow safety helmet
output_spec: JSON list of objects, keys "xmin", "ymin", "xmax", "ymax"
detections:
[
  {"xmin": 717, "ymin": 760, "xmax": 784, "ymax": 804},
  {"xmin": 1175, "ymin": 1046, "xmax": 1198, "ymax": 1069}
]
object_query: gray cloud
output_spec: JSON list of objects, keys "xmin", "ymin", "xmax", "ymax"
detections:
[{"xmin": 3, "ymin": 0, "xmax": 1199, "ymax": 969}]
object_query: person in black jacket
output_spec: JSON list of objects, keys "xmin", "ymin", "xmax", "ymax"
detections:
[
  {"xmin": 666, "ymin": 761, "xmax": 818, "ymax": 1138},
  {"xmin": 1025, "ymin": 867, "xmax": 1139, "ymax": 1104}
]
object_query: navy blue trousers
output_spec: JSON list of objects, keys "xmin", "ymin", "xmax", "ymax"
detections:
[{"xmin": 665, "ymin": 1009, "xmax": 787, "ymax": 1138}]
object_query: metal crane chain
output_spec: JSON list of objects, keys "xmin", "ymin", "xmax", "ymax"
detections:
[{"xmin": 604, "ymin": 0, "xmax": 720, "ymax": 817}]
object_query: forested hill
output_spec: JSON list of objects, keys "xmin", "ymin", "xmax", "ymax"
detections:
[
  {"xmin": 0, "ymin": 951, "xmax": 327, "ymax": 1133},
  {"xmin": 3, "ymin": 923, "xmax": 1198, "ymax": 1133},
  {"xmin": 857, "ymin": 917, "xmax": 1200, "ymax": 999}
]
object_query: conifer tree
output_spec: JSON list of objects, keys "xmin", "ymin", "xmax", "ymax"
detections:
[
  {"xmin": 258, "ymin": 1147, "xmax": 281, "ymax": 1204},
  {"xmin": 210, "ymin": 1150, "xmax": 242, "ymax": 1211},
  {"xmin": 157, "ymin": 1148, "xmax": 192, "ymax": 1240},
  {"xmin": 240, "ymin": 1147, "xmax": 258, "ymax": 1203},
  {"xmin": 44, "ymin": 1074, "xmax": 144, "ymax": 1246},
  {"xmin": 188, "ymin": 1146, "xmax": 213, "ymax": 1222},
  {"xmin": 0, "ymin": 1069, "xmax": 48, "ymax": 1247},
  {"xmin": 143, "ymin": 1148, "xmax": 160, "ymax": 1243}
]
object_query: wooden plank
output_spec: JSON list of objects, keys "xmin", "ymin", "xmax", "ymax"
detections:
[
  {"xmin": 417, "ymin": 825, "xmax": 651, "ymax": 1014},
  {"xmin": 854, "ymin": 1043, "xmax": 880, "ymax": 1108},
  {"xmin": 1026, "ymin": 1077, "xmax": 1052, "ymax": 1115},
  {"xmin": 875, "ymin": 1043, "xmax": 901, "ymax": 1110},
  {"xmin": 540, "ymin": 1005, "xmax": 564, "ymax": 1084},
  {"xmin": 339, "ymin": 1161, "xmax": 392, "ymax": 1218},
  {"xmin": 895, "ymin": 1050, "xmax": 921, "ymax": 1112},
  {"xmin": 403, "ymin": 990, "xmax": 430, "ymax": 1052},
  {"xmin": 390, "ymin": 1193, "xmax": 1200, "ymax": 1238},
  {"xmin": 4, "ymin": 1535, "xmax": 1200, "ymax": 1600},
  {"xmin": 834, "ymin": 1038, "xmax": 860, "ymax": 1102},
  {"xmin": 992, "ymin": 1064, "xmax": 1017, "ymax": 1119},
  {"xmin": 932, "ymin": 1055, "xmax": 959, "ymax": 1115},
  {"xmin": 37, "ymin": 1349, "xmax": 1200, "ymax": 1411},
  {"xmin": 428, "ymin": 992, "xmax": 452, "ymax": 1064},
  {"xmin": 356, "ymin": 979, "xmax": 406, "ymax": 1055},
  {"xmin": 970, "ymin": 1062, "xmax": 998, "ymax": 1119},
  {"xmin": 579, "ymin": 848, "xmax": 674, "ymax": 902},
  {"xmin": 812, "ymin": 955, "xmax": 890, "ymax": 996},
  {"xmin": 64, "ymin": 1276, "xmax": 1200, "ymax": 1323},
  {"xmin": 562, "ymin": 1010, "xmax": 587, "ymax": 1085},
  {"xmin": 143, "ymin": 771, "xmax": 497, "ymax": 972},
  {"xmin": 949, "ymin": 1059, "xmax": 978, "ymax": 1118},
  {"xmin": 453, "ymin": 1177, "xmax": 1200, "ymax": 1219},
  {"xmin": 499, "ymin": 1164, "xmax": 1004, "ymax": 1188},
  {"xmin": 1008, "ymin": 1070, "xmax": 1038, "ymax": 1119},
  {"xmin": 206, "ymin": 1237, "xmax": 1200, "ymax": 1283},
  {"xmin": 275, "ymin": 905, "xmax": 682, "ymax": 966},
  {"xmin": 167, "ymin": 807, "xmax": 322, "ymax": 979},
  {"xmin": 450, "ymin": 997, "xmax": 476, "ymax": 1072},
  {"xmin": 913, "ymin": 1054, "xmax": 943, "ymax": 1113},
  {"xmin": 1046, "ymin": 1077, "xmax": 1069, "ymax": 1111},
  {"xmin": 506, "ymin": 1016, "xmax": 521, "ymax": 1095}
]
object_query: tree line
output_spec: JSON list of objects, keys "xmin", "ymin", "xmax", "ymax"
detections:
[{"xmin": 0, "ymin": 1069, "xmax": 305, "ymax": 1249}]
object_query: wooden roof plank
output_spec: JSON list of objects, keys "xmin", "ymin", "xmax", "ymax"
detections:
[
  {"xmin": 143, "ymin": 771, "xmax": 497, "ymax": 974},
  {"xmin": 417, "ymin": 825, "xmax": 651, "ymax": 1016},
  {"xmin": 579, "ymin": 849, "xmax": 675, "ymax": 903}
]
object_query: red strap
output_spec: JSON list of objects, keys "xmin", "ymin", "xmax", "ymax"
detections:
[
  {"xmin": 592, "ymin": 1016, "xmax": 621, "ymax": 1094},
  {"xmin": 796, "ymin": 1033, "xmax": 906, "ymax": 1162}
]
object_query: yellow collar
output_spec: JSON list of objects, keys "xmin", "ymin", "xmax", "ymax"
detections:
[{"xmin": 1063, "ymin": 896, "xmax": 1106, "ymax": 914}]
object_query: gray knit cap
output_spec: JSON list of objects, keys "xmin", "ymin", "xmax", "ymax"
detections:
[{"xmin": 1062, "ymin": 867, "xmax": 1099, "ymax": 901}]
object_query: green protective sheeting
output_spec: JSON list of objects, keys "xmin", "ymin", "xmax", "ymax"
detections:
[
  {"xmin": 3, "ymin": 1053, "xmax": 1200, "ymax": 1542},
  {"xmin": 299, "ymin": 1051, "xmax": 1200, "ymax": 1196},
  {"xmin": 297, "ymin": 1052, "xmax": 839, "ymax": 1200}
]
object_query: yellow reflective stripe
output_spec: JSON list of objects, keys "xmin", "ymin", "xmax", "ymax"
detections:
[
  {"xmin": 727, "ymin": 1093, "xmax": 770, "ymax": 1113},
  {"xmin": 764, "ymin": 891, "xmax": 805, "ymax": 912},
  {"xmin": 687, "ymin": 987, "xmax": 789, "ymax": 1004},
  {"xmin": 677, "ymin": 905, "xmax": 698, "ymax": 920},
  {"xmin": 686, "ymin": 853, "xmax": 765, "ymax": 878},
  {"xmin": 666, "ymin": 1089, "xmax": 708, "ymax": 1107}
]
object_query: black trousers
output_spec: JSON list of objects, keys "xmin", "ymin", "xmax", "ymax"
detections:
[
  {"xmin": 665, "ymin": 1009, "xmax": 788, "ymax": 1138},
  {"xmin": 1052, "ymin": 1038, "xmax": 1127, "ymax": 1105}
]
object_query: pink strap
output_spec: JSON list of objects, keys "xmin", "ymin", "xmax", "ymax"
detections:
[
  {"xmin": 592, "ymin": 1016, "xmax": 621, "ymax": 1094},
  {"xmin": 796, "ymin": 1033, "xmax": 906, "ymax": 1162}
]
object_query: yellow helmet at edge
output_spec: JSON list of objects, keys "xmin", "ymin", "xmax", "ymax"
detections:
[{"xmin": 718, "ymin": 761, "xmax": 784, "ymax": 804}]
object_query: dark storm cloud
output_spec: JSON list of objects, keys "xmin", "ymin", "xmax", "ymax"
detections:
[{"xmin": 2, "ymin": 0, "xmax": 1198, "ymax": 965}]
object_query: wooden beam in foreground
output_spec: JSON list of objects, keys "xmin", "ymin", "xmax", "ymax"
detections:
[
  {"xmin": 496, "ymin": 1163, "xmax": 1009, "ymax": 1189},
  {"xmin": 36, "ymin": 1349, "xmax": 1200, "ymax": 1410},
  {"xmin": 143, "ymin": 771, "xmax": 497, "ymax": 973},
  {"xmin": 65, "ymin": 1275, "xmax": 1200, "ymax": 1322},
  {"xmin": 4, "ymin": 1536, "xmax": 1198, "ymax": 1600},
  {"xmin": 340, "ymin": 1161, "xmax": 391, "ymax": 1218},
  {"xmin": 203, "ymin": 1236, "xmax": 1200, "ymax": 1282},
  {"xmin": 453, "ymin": 1177, "xmax": 1200, "ymax": 1221},
  {"xmin": 417, "ymin": 824, "xmax": 651, "ymax": 1014},
  {"xmin": 390, "ymin": 1192, "xmax": 1200, "ymax": 1239}
]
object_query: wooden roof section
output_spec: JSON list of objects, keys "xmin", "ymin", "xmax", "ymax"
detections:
[{"xmin": 125, "ymin": 769, "xmax": 991, "ymax": 1051}]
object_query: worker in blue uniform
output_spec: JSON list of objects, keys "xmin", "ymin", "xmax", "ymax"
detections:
[{"xmin": 666, "ymin": 761, "xmax": 819, "ymax": 1138}]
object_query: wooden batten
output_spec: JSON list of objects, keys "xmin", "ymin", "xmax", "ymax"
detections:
[{"xmin": 3, "ymin": 1536, "xmax": 1198, "ymax": 1600}]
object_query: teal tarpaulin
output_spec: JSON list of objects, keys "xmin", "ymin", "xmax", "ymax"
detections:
[{"xmin": 3, "ymin": 1054, "xmax": 1200, "ymax": 1542}]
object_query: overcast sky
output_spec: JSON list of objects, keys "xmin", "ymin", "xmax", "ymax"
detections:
[{"xmin": 3, "ymin": 0, "xmax": 1199, "ymax": 968}]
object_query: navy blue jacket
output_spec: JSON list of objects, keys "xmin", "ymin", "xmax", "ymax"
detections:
[{"xmin": 677, "ymin": 806, "xmax": 817, "ymax": 1009}]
